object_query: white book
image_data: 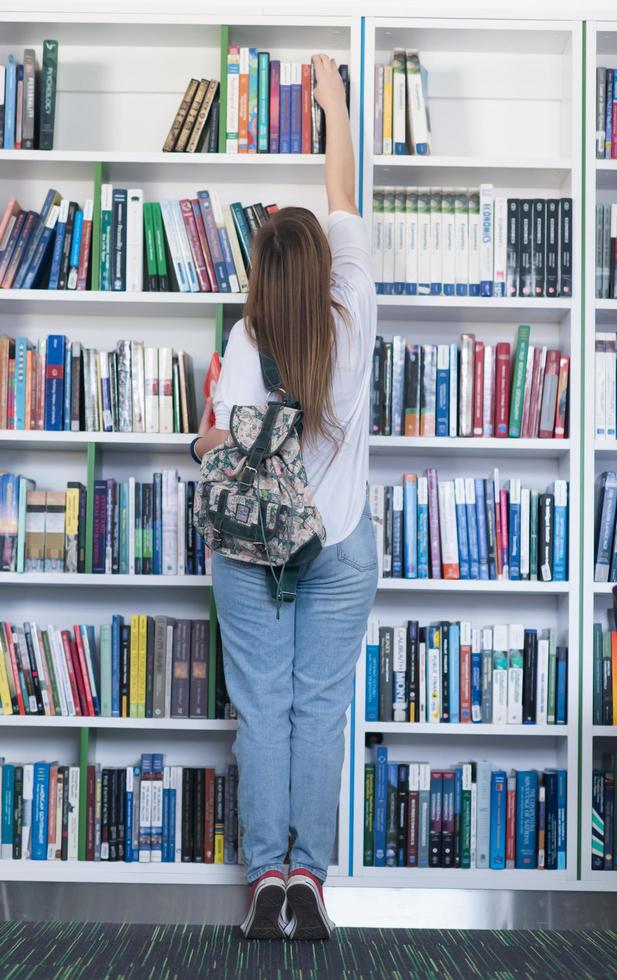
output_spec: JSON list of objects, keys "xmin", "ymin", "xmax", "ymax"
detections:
[
  {"xmin": 607, "ymin": 332, "xmax": 617, "ymax": 438},
  {"xmin": 394, "ymin": 188, "xmax": 406, "ymax": 290},
  {"xmin": 210, "ymin": 189, "xmax": 239, "ymax": 292},
  {"xmin": 177, "ymin": 481, "xmax": 186, "ymax": 575},
  {"xmin": 173, "ymin": 766, "xmax": 183, "ymax": 862},
  {"xmin": 98, "ymin": 351, "xmax": 113, "ymax": 432},
  {"xmin": 468, "ymin": 189, "xmax": 481, "ymax": 294},
  {"xmin": 405, "ymin": 49, "xmax": 430, "ymax": 153},
  {"xmin": 382, "ymin": 188, "xmax": 395, "ymax": 292},
  {"xmin": 372, "ymin": 188, "xmax": 384, "ymax": 287},
  {"xmin": 520, "ymin": 488, "xmax": 530, "ymax": 578},
  {"xmin": 475, "ymin": 760, "xmax": 491, "ymax": 868},
  {"xmin": 67, "ymin": 766, "xmax": 80, "ymax": 860},
  {"xmin": 369, "ymin": 484, "xmax": 385, "ymax": 578},
  {"xmin": 491, "ymin": 624, "xmax": 508, "ymax": 725},
  {"xmin": 171, "ymin": 199, "xmax": 199, "ymax": 293},
  {"xmin": 159, "ymin": 199, "xmax": 189, "ymax": 293},
  {"xmin": 392, "ymin": 52, "xmax": 406, "ymax": 152},
  {"xmin": 392, "ymin": 626, "xmax": 407, "ymax": 721},
  {"xmin": 596, "ymin": 332, "xmax": 608, "ymax": 438},
  {"xmin": 21, "ymin": 764, "xmax": 34, "ymax": 859},
  {"xmin": 226, "ymin": 46, "xmax": 240, "ymax": 152},
  {"xmin": 418, "ymin": 629, "xmax": 427, "ymax": 722},
  {"xmin": 150, "ymin": 773, "xmax": 163, "ymax": 863},
  {"xmin": 162, "ymin": 470, "xmax": 179, "ymax": 575},
  {"xmin": 442, "ymin": 190, "xmax": 455, "ymax": 294},
  {"xmin": 536, "ymin": 637, "xmax": 550, "ymax": 725},
  {"xmin": 374, "ymin": 64, "xmax": 384, "ymax": 154},
  {"xmin": 454, "ymin": 189, "xmax": 469, "ymax": 295},
  {"xmin": 479, "ymin": 183, "xmax": 494, "ymax": 297},
  {"xmin": 144, "ymin": 347, "xmax": 159, "ymax": 433},
  {"xmin": 29, "ymin": 624, "xmax": 50, "ymax": 714},
  {"xmin": 430, "ymin": 188, "xmax": 442, "ymax": 291},
  {"xmin": 128, "ymin": 476, "xmax": 136, "ymax": 575},
  {"xmin": 48, "ymin": 626, "xmax": 69, "ymax": 717},
  {"xmin": 492, "ymin": 196, "xmax": 507, "ymax": 296},
  {"xmin": 459, "ymin": 333, "xmax": 474, "ymax": 436},
  {"xmin": 427, "ymin": 642, "xmax": 441, "ymax": 722},
  {"xmin": 470, "ymin": 778, "xmax": 478, "ymax": 867},
  {"xmin": 417, "ymin": 189, "xmax": 431, "ymax": 294},
  {"xmin": 471, "ymin": 628, "xmax": 482, "ymax": 722},
  {"xmin": 419, "ymin": 763, "xmax": 431, "ymax": 865},
  {"xmin": 165, "ymin": 623, "xmax": 174, "ymax": 717},
  {"xmin": 408, "ymin": 763, "xmax": 419, "ymax": 796},
  {"xmin": 126, "ymin": 188, "xmax": 144, "ymax": 292},
  {"xmin": 139, "ymin": 772, "xmax": 152, "ymax": 863},
  {"xmin": 482, "ymin": 344, "xmax": 494, "ymax": 437},
  {"xmin": 405, "ymin": 188, "xmax": 418, "ymax": 292},
  {"xmin": 158, "ymin": 347, "xmax": 173, "ymax": 434},
  {"xmin": 130, "ymin": 340, "xmax": 145, "ymax": 433},
  {"xmin": 449, "ymin": 343, "xmax": 458, "ymax": 436},
  {"xmin": 438, "ymin": 480, "xmax": 459, "ymax": 577}
]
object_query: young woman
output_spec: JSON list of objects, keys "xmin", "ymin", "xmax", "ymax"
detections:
[{"xmin": 192, "ymin": 54, "xmax": 377, "ymax": 940}]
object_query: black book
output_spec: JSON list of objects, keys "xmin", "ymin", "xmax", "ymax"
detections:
[
  {"xmin": 60, "ymin": 765, "xmax": 69, "ymax": 860},
  {"xmin": 205, "ymin": 97, "xmax": 220, "ymax": 152},
  {"xmin": 171, "ymin": 619, "xmax": 191, "ymax": 718},
  {"xmin": 371, "ymin": 336, "xmax": 383, "ymax": 434},
  {"xmin": 440, "ymin": 622, "xmax": 450, "ymax": 722},
  {"xmin": 116, "ymin": 768, "xmax": 126, "ymax": 862},
  {"xmin": 532, "ymin": 199, "xmax": 546, "ymax": 297},
  {"xmin": 58, "ymin": 202, "xmax": 77, "ymax": 290},
  {"xmin": 383, "ymin": 486, "xmax": 393, "ymax": 578},
  {"xmin": 145, "ymin": 615, "xmax": 155, "ymax": 718},
  {"xmin": 215, "ymin": 629, "xmax": 229, "ymax": 719},
  {"xmin": 378, "ymin": 626, "xmax": 393, "ymax": 722},
  {"xmin": 253, "ymin": 203, "xmax": 269, "ymax": 226},
  {"xmin": 603, "ymin": 648, "xmax": 613, "ymax": 725},
  {"xmin": 559, "ymin": 197, "xmax": 573, "ymax": 297},
  {"xmin": 181, "ymin": 768, "xmax": 194, "ymax": 862},
  {"xmin": 506, "ymin": 198, "xmax": 519, "ymax": 296},
  {"xmin": 546, "ymin": 199, "xmax": 559, "ymax": 297},
  {"xmin": 396, "ymin": 764, "xmax": 409, "ymax": 867},
  {"xmin": 224, "ymin": 765, "xmax": 238, "ymax": 864},
  {"xmin": 101, "ymin": 768, "xmax": 111, "ymax": 860},
  {"xmin": 105, "ymin": 480, "xmax": 115, "ymax": 575},
  {"xmin": 404, "ymin": 344, "xmax": 421, "ymax": 435},
  {"xmin": 381, "ymin": 341, "xmax": 393, "ymax": 436},
  {"xmin": 109, "ymin": 767, "xmax": 118, "ymax": 861},
  {"xmin": 193, "ymin": 768, "xmax": 205, "ymax": 862},
  {"xmin": 111, "ymin": 481, "xmax": 120, "ymax": 574},
  {"xmin": 484, "ymin": 479, "xmax": 498, "ymax": 580},
  {"xmin": 243, "ymin": 205, "xmax": 260, "ymax": 240},
  {"xmin": 134, "ymin": 481, "xmax": 142, "ymax": 575},
  {"xmin": 453, "ymin": 771, "xmax": 462, "ymax": 868},
  {"xmin": 522, "ymin": 629, "xmax": 538, "ymax": 723},
  {"xmin": 518, "ymin": 199, "xmax": 533, "ymax": 297},
  {"xmin": 186, "ymin": 481, "xmax": 195, "ymax": 575},
  {"xmin": 112, "ymin": 189, "xmax": 127, "ymax": 291},
  {"xmin": 23, "ymin": 623, "xmax": 45, "ymax": 714},
  {"xmin": 538, "ymin": 493, "xmax": 555, "ymax": 582},
  {"xmin": 12, "ymin": 766, "xmax": 23, "ymax": 859},
  {"xmin": 70, "ymin": 343, "xmax": 82, "ymax": 429},
  {"xmin": 407, "ymin": 620, "xmax": 419, "ymax": 723},
  {"xmin": 385, "ymin": 770, "xmax": 398, "ymax": 866},
  {"xmin": 120, "ymin": 624, "xmax": 130, "ymax": 716}
]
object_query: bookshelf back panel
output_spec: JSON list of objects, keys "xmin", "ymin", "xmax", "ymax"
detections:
[
  {"xmin": 1, "ymin": 449, "xmax": 87, "ymax": 487},
  {"xmin": 363, "ymin": 733, "xmax": 569, "ymax": 771},
  {"xmin": 89, "ymin": 728, "xmax": 234, "ymax": 769},
  {"xmin": 2, "ymin": 587, "xmax": 212, "ymax": 625},
  {"xmin": 1, "ymin": 728, "xmax": 78, "ymax": 762}
]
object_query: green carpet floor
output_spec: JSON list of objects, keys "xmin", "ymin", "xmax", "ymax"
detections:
[{"xmin": 0, "ymin": 922, "xmax": 615, "ymax": 979}]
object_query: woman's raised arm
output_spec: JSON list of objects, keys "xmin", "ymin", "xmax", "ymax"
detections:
[{"xmin": 312, "ymin": 54, "xmax": 357, "ymax": 216}]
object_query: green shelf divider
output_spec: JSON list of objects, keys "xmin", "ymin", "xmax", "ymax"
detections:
[
  {"xmin": 215, "ymin": 302, "xmax": 224, "ymax": 355},
  {"xmin": 84, "ymin": 443, "xmax": 98, "ymax": 574},
  {"xmin": 218, "ymin": 25, "xmax": 229, "ymax": 153},
  {"xmin": 90, "ymin": 161, "xmax": 103, "ymax": 291},
  {"xmin": 78, "ymin": 728, "xmax": 90, "ymax": 861}
]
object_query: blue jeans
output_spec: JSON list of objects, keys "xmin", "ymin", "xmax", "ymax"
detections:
[{"xmin": 212, "ymin": 501, "xmax": 378, "ymax": 884}]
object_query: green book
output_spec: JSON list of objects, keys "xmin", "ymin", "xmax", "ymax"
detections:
[
  {"xmin": 257, "ymin": 51, "xmax": 269, "ymax": 152},
  {"xmin": 99, "ymin": 183, "xmax": 113, "ymax": 291},
  {"xmin": 151, "ymin": 202, "xmax": 169, "ymax": 290},
  {"xmin": 546, "ymin": 627, "xmax": 557, "ymax": 724},
  {"xmin": 529, "ymin": 489, "xmax": 539, "ymax": 581},
  {"xmin": 99, "ymin": 624, "xmax": 112, "ymax": 717},
  {"xmin": 41, "ymin": 629, "xmax": 62, "ymax": 714},
  {"xmin": 90, "ymin": 163, "xmax": 103, "ymax": 291},
  {"xmin": 593, "ymin": 623, "xmax": 604, "ymax": 725},
  {"xmin": 364, "ymin": 764, "xmax": 375, "ymax": 866},
  {"xmin": 508, "ymin": 324, "xmax": 531, "ymax": 437},
  {"xmin": 78, "ymin": 731, "xmax": 89, "ymax": 861},
  {"xmin": 602, "ymin": 632, "xmax": 612, "ymax": 724},
  {"xmin": 172, "ymin": 359, "xmax": 181, "ymax": 432},
  {"xmin": 143, "ymin": 203, "xmax": 158, "ymax": 291},
  {"xmin": 39, "ymin": 40, "xmax": 58, "ymax": 150},
  {"xmin": 460, "ymin": 765, "xmax": 472, "ymax": 868}
]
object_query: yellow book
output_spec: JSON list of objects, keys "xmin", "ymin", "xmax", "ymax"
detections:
[
  {"xmin": 214, "ymin": 827, "xmax": 225, "ymax": 864},
  {"xmin": 64, "ymin": 487, "xmax": 80, "ymax": 573},
  {"xmin": 129, "ymin": 615, "xmax": 140, "ymax": 717},
  {"xmin": 0, "ymin": 630, "xmax": 14, "ymax": 715},
  {"xmin": 138, "ymin": 614, "xmax": 147, "ymax": 718},
  {"xmin": 383, "ymin": 64, "xmax": 393, "ymax": 155}
]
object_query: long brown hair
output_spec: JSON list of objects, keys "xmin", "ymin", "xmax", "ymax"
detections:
[{"xmin": 244, "ymin": 206, "xmax": 345, "ymax": 448}]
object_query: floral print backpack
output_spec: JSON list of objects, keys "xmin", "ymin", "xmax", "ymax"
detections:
[{"xmin": 193, "ymin": 350, "xmax": 326, "ymax": 608}]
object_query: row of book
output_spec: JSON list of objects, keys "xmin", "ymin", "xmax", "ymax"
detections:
[
  {"xmin": 373, "ymin": 51, "xmax": 431, "ymax": 156},
  {"xmin": 0, "ymin": 186, "xmax": 275, "ymax": 293},
  {"xmin": 595, "ymin": 204, "xmax": 617, "ymax": 299},
  {"xmin": 371, "ymin": 327, "xmax": 569, "ymax": 439},
  {"xmin": 0, "ymin": 472, "xmax": 210, "ymax": 576},
  {"xmin": 369, "ymin": 473, "xmax": 568, "ymax": 582},
  {"xmin": 364, "ymin": 746, "xmax": 567, "ymax": 870},
  {"xmin": 1, "ymin": 43, "xmax": 58, "ymax": 150},
  {"xmin": 0, "ymin": 756, "xmax": 241, "ymax": 864},
  {"xmin": 0, "ymin": 616, "xmax": 233, "ymax": 721},
  {"xmin": 595, "ymin": 68, "xmax": 617, "ymax": 160},
  {"xmin": 594, "ymin": 332, "xmax": 617, "ymax": 438},
  {"xmin": 366, "ymin": 621, "xmax": 567, "ymax": 726},
  {"xmin": 0, "ymin": 335, "xmax": 198, "ymax": 434},
  {"xmin": 593, "ymin": 472, "xmax": 617, "ymax": 582},
  {"xmin": 372, "ymin": 187, "xmax": 573, "ymax": 299},
  {"xmin": 223, "ymin": 52, "xmax": 349, "ymax": 155},
  {"xmin": 592, "ymin": 753, "xmax": 617, "ymax": 870},
  {"xmin": 163, "ymin": 78, "xmax": 220, "ymax": 153},
  {"xmin": 592, "ymin": 624, "xmax": 617, "ymax": 726}
]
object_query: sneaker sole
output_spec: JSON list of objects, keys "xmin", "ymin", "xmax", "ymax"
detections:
[
  {"xmin": 285, "ymin": 878, "xmax": 334, "ymax": 941},
  {"xmin": 241, "ymin": 882, "xmax": 287, "ymax": 940}
]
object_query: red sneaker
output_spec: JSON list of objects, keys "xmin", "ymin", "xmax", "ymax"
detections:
[
  {"xmin": 284, "ymin": 868, "xmax": 335, "ymax": 940},
  {"xmin": 240, "ymin": 870, "xmax": 287, "ymax": 940}
]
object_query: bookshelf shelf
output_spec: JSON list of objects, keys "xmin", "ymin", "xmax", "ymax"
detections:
[
  {"xmin": 0, "ymin": 716, "xmax": 236, "ymax": 731},
  {"xmin": 373, "ymin": 155, "xmax": 573, "ymax": 189},
  {"xmin": 368, "ymin": 436, "xmax": 571, "ymax": 457},
  {"xmin": 376, "ymin": 579, "xmax": 569, "ymax": 595},
  {"xmin": 0, "ymin": 431, "xmax": 196, "ymax": 452},
  {"xmin": 0, "ymin": 150, "xmax": 326, "ymax": 167},
  {"xmin": 352, "ymin": 867, "xmax": 573, "ymax": 889},
  {"xmin": 0, "ymin": 290, "xmax": 246, "ymax": 317},
  {"xmin": 373, "ymin": 155, "xmax": 572, "ymax": 171},
  {"xmin": 0, "ymin": 573, "xmax": 212, "ymax": 587},
  {"xmin": 375, "ymin": 295, "xmax": 572, "ymax": 324},
  {"xmin": 592, "ymin": 583, "xmax": 616, "ymax": 595},
  {"xmin": 363, "ymin": 722, "xmax": 570, "ymax": 737},
  {"xmin": 592, "ymin": 726, "xmax": 617, "ymax": 736}
]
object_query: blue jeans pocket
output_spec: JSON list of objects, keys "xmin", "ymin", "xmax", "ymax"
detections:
[{"xmin": 336, "ymin": 513, "xmax": 378, "ymax": 572}]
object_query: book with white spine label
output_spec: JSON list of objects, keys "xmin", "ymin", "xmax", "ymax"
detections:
[
  {"xmin": 126, "ymin": 188, "xmax": 144, "ymax": 292},
  {"xmin": 459, "ymin": 333, "xmax": 475, "ymax": 437},
  {"xmin": 394, "ymin": 188, "xmax": 406, "ymax": 292},
  {"xmin": 475, "ymin": 760, "xmax": 491, "ymax": 868},
  {"xmin": 144, "ymin": 347, "xmax": 159, "ymax": 433},
  {"xmin": 405, "ymin": 49, "xmax": 430, "ymax": 154},
  {"xmin": 536, "ymin": 636, "xmax": 550, "ymax": 725},
  {"xmin": 492, "ymin": 196, "xmax": 507, "ymax": 296},
  {"xmin": 606, "ymin": 332, "xmax": 617, "ymax": 438},
  {"xmin": 454, "ymin": 189, "xmax": 469, "ymax": 296},
  {"xmin": 437, "ymin": 480, "xmax": 459, "ymax": 579},
  {"xmin": 507, "ymin": 623, "xmax": 524, "ymax": 724},
  {"xmin": 171, "ymin": 200, "xmax": 199, "ymax": 293},
  {"xmin": 491, "ymin": 624, "xmax": 508, "ymax": 725},
  {"xmin": 417, "ymin": 189, "xmax": 431, "ymax": 294},
  {"xmin": 382, "ymin": 188, "xmax": 395, "ymax": 294},
  {"xmin": 159, "ymin": 199, "xmax": 189, "ymax": 293},
  {"xmin": 405, "ymin": 188, "xmax": 418, "ymax": 294},
  {"xmin": 427, "ymin": 641, "xmax": 441, "ymax": 722},
  {"xmin": 67, "ymin": 766, "xmax": 80, "ymax": 860},
  {"xmin": 430, "ymin": 188, "xmax": 442, "ymax": 293},
  {"xmin": 162, "ymin": 470, "xmax": 179, "ymax": 576},
  {"xmin": 369, "ymin": 484, "xmax": 385, "ymax": 578},
  {"xmin": 130, "ymin": 341, "xmax": 145, "ymax": 434},
  {"xmin": 479, "ymin": 183, "xmax": 494, "ymax": 297},
  {"xmin": 98, "ymin": 351, "xmax": 113, "ymax": 432},
  {"xmin": 449, "ymin": 343, "xmax": 458, "ymax": 436},
  {"xmin": 442, "ymin": 189, "xmax": 455, "ymax": 295},
  {"xmin": 372, "ymin": 188, "xmax": 384, "ymax": 289},
  {"xmin": 468, "ymin": 189, "xmax": 480, "ymax": 295},
  {"xmin": 392, "ymin": 50, "xmax": 406, "ymax": 154},
  {"xmin": 226, "ymin": 46, "xmax": 240, "ymax": 152},
  {"xmin": 392, "ymin": 626, "xmax": 407, "ymax": 721},
  {"xmin": 482, "ymin": 344, "xmax": 494, "ymax": 437}
]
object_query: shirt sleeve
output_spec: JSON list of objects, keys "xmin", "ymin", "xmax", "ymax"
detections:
[
  {"xmin": 213, "ymin": 321, "xmax": 268, "ymax": 429},
  {"xmin": 327, "ymin": 210, "xmax": 373, "ymax": 292}
]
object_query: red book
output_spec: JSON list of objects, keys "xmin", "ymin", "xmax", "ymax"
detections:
[
  {"xmin": 86, "ymin": 765, "xmax": 96, "ymax": 861},
  {"xmin": 459, "ymin": 626, "xmax": 472, "ymax": 722},
  {"xmin": 72, "ymin": 626, "xmax": 95, "ymax": 715},
  {"xmin": 406, "ymin": 788, "xmax": 419, "ymax": 867},
  {"xmin": 538, "ymin": 349, "xmax": 561, "ymax": 438},
  {"xmin": 204, "ymin": 767, "xmax": 216, "ymax": 862},
  {"xmin": 301, "ymin": 64, "xmax": 311, "ymax": 154},
  {"xmin": 472, "ymin": 340, "xmax": 484, "ymax": 437},
  {"xmin": 269, "ymin": 61, "xmax": 281, "ymax": 152},
  {"xmin": 493, "ymin": 342, "xmax": 511, "ymax": 437},
  {"xmin": 48, "ymin": 764, "xmax": 58, "ymax": 854},
  {"xmin": 554, "ymin": 354, "xmax": 569, "ymax": 438},
  {"xmin": 526, "ymin": 346, "xmax": 544, "ymax": 438},
  {"xmin": 506, "ymin": 774, "xmax": 516, "ymax": 868},
  {"xmin": 191, "ymin": 200, "xmax": 217, "ymax": 293},
  {"xmin": 37, "ymin": 350, "xmax": 45, "ymax": 430},
  {"xmin": 180, "ymin": 199, "xmax": 210, "ymax": 291},
  {"xmin": 76, "ymin": 202, "xmax": 93, "ymax": 290},
  {"xmin": 60, "ymin": 629, "xmax": 82, "ymax": 715},
  {"xmin": 203, "ymin": 351, "xmax": 221, "ymax": 428},
  {"xmin": 2, "ymin": 622, "xmax": 26, "ymax": 714}
]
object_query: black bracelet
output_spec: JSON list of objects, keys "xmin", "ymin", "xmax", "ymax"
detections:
[{"xmin": 189, "ymin": 436, "xmax": 202, "ymax": 464}]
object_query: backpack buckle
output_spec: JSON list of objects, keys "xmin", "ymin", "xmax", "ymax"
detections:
[{"xmin": 238, "ymin": 464, "xmax": 258, "ymax": 490}]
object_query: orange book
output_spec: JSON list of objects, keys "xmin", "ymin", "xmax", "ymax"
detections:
[
  {"xmin": 203, "ymin": 351, "xmax": 221, "ymax": 428},
  {"xmin": 301, "ymin": 64, "xmax": 311, "ymax": 154},
  {"xmin": 24, "ymin": 349, "xmax": 33, "ymax": 430},
  {"xmin": 612, "ymin": 631, "xmax": 617, "ymax": 723},
  {"xmin": 238, "ymin": 47, "xmax": 249, "ymax": 153},
  {"xmin": 29, "ymin": 350, "xmax": 39, "ymax": 430}
]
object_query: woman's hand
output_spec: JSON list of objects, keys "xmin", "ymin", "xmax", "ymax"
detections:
[
  {"xmin": 198, "ymin": 398, "xmax": 214, "ymax": 436},
  {"xmin": 312, "ymin": 53, "xmax": 346, "ymax": 115}
]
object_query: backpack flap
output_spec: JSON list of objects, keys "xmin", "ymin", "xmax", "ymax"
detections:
[
  {"xmin": 206, "ymin": 484, "xmax": 282, "ymax": 543},
  {"xmin": 230, "ymin": 403, "xmax": 302, "ymax": 457}
]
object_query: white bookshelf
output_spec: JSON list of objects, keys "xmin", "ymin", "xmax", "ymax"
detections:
[
  {"xmin": 353, "ymin": 16, "xmax": 582, "ymax": 887},
  {"xmin": 581, "ymin": 21, "xmax": 617, "ymax": 889}
]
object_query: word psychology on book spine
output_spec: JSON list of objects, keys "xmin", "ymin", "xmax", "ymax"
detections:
[
  {"xmin": 0, "ymin": 755, "xmax": 240, "ymax": 865},
  {"xmin": 0, "ymin": 188, "xmax": 277, "ymax": 293},
  {"xmin": 591, "ymin": 473, "xmax": 617, "ymax": 582},
  {"xmin": 592, "ymin": 752, "xmax": 617, "ymax": 871},
  {"xmin": 373, "ymin": 49, "xmax": 431, "ymax": 156},
  {"xmin": 364, "ymin": 746, "xmax": 567, "ymax": 871},
  {"xmin": 1, "ymin": 42, "xmax": 58, "ymax": 151},
  {"xmin": 372, "ymin": 187, "xmax": 572, "ymax": 299},
  {"xmin": 225, "ymin": 49, "xmax": 349, "ymax": 154},
  {"xmin": 592, "ymin": 614, "xmax": 617, "ymax": 724},
  {"xmin": 0, "ymin": 471, "xmax": 209, "ymax": 576},
  {"xmin": 0, "ymin": 335, "xmax": 197, "ymax": 434},
  {"xmin": 369, "ymin": 471, "xmax": 568, "ymax": 582},
  {"xmin": 595, "ymin": 203, "xmax": 617, "ymax": 299},
  {"xmin": 372, "ymin": 326, "xmax": 569, "ymax": 439},
  {"xmin": 0, "ymin": 616, "xmax": 234, "ymax": 721},
  {"xmin": 163, "ymin": 78, "xmax": 220, "ymax": 152},
  {"xmin": 596, "ymin": 67, "xmax": 617, "ymax": 160},
  {"xmin": 365, "ymin": 620, "xmax": 567, "ymax": 726}
]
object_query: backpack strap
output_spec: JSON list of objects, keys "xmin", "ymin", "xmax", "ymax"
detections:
[
  {"xmin": 258, "ymin": 347, "xmax": 304, "ymax": 438},
  {"xmin": 237, "ymin": 402, "xmax": 281, "ymax": 491}
]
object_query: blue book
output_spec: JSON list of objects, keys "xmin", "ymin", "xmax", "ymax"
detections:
[
  {"xmin": 557, "ymin": 769, "xmax": 567, "ymax": 870},
  {"xmin": 595, "ymin": 472, "xmax": 617, "ymax": 580},
  {"xmin": 14, "ymin": 337, "xmax": 29, "ymax": 430},
  {"xmin": 209, "ymin": 195, "xmax": 238, "ymax": 292},
  {"xmin": 403, "ymin": 475, "xmax": 418, "ymax": 579},
  {"xmin": 48, "ymin": 200, "xmax": 68, "ymax": 289},
  {"xmin": 194, "ymin": 526, "xmax": 205, "ymax": 575},
  {"xmin": 392, "ymin": 486, "xmax": 403, "ymax": 577},
  {"xmin": 280, "ymin": 66, "xmax": 291, "ymax": 153},
  {"xmin": 454, "ymin": 481, "xmax": 470, "ymax": 579},
  {"xmin": 386, "ymin": 764, "xmax": 398, "ymax": 866},
  {"xmin": 68, "ymin": 208, "xmax": 84, "ymax": 287},
  {"xmin": 544, "ymin": 769, "xmax": 558, "ymax": 870},
  {"xmin": 552, "ymin": 482, "xmax": 568, "ymax": 582},
  {"xmin": 374, "ymin": 745, "xmax": 388, "ymax": 867},
  {"xmin": 4, "ymin": 55, "xmax": 17, "ymax": 150},
  {"xmin": 196, "ymin": 191, "xmax": 229, "ymax": 292},
  {"xmin": 168, "ymin": 776, "xmax": 176, "ymax": 862},
  {"xmin": 474, "ymin": 479, "xmax": 489, "ymax": 580},
  {"xmin": 62, "ymin": 341, "xmax": 72, "ymax": 431},
  {"xmin": 111, "ymin": 614, "xmax": 122, "ymax": 717},
  {"xmin": 449, "ymin": 622, "xmax": 460, "ymax": 724},
  {"xmin": 162, "ymin": 768, "xmax": 170, "ymax": 862},
  {"xmin": 152, "ymin": 472, "xmax": 163, "ymax": 575},
  {"xmin": 606, "ymin": 70, "xmax": 615, "ymax": 157},
  {"xmin": 465, "ymin": 483, "xmax": 480, "ymax": 579},
  {"xmin": 556, "ymin": 647, "xmax": 567, "ymax": 724},
  {"xmin": 257, "ymin": 52, "xmax": 270, "ymax": 152},
  {"xmin": 125, "ymin": 767, "xmax": 134, "ymax": 863},
  {"xmin": 32, "ymin": 762, "xmax": 50, "ymax": 861},
  {"xmin": 111, "ymin": 190, "xmax": 126, "ymax": 291},
  {"xmin": 515, "ymin": 770, "xmax": 538, "ymax": 869},
  {"xmin": 45, "ymin": 335, "xmax": 66, "ymax": 430},
  {"xmin": 435, "ymin": 347, "xmax": 449, "ymax": 436},
  {"xmin": 1, "ymin": 764, "xmax": 14, "ymax": 855},
  {"xmin": 365, "ymin": 630, "xmax": 380, "ymax": 723},
  {"xmin": 417, "ymin": 479, "xmax": 429, "ymax": 579},
  {"xmin": 290, "ymin": 64, "xmax": 302, "ymax": 153},
  {"xmin": 471, "ymin": 639, "xmax": 482, "ymax": 722},
  {"xmin": 14, "ymin": 187, "xmax": 60, "ymax": 289},
  {"xmin": 509, "ymin": 486, "xmax": 521, "ymax": 580},
  {"xmin": 118, "ymin": 483, "xmax": 128, "ymax": 574},
  {"xmin": 489, "ymin": 770, "xmax": 507, "ymax": 869}
]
